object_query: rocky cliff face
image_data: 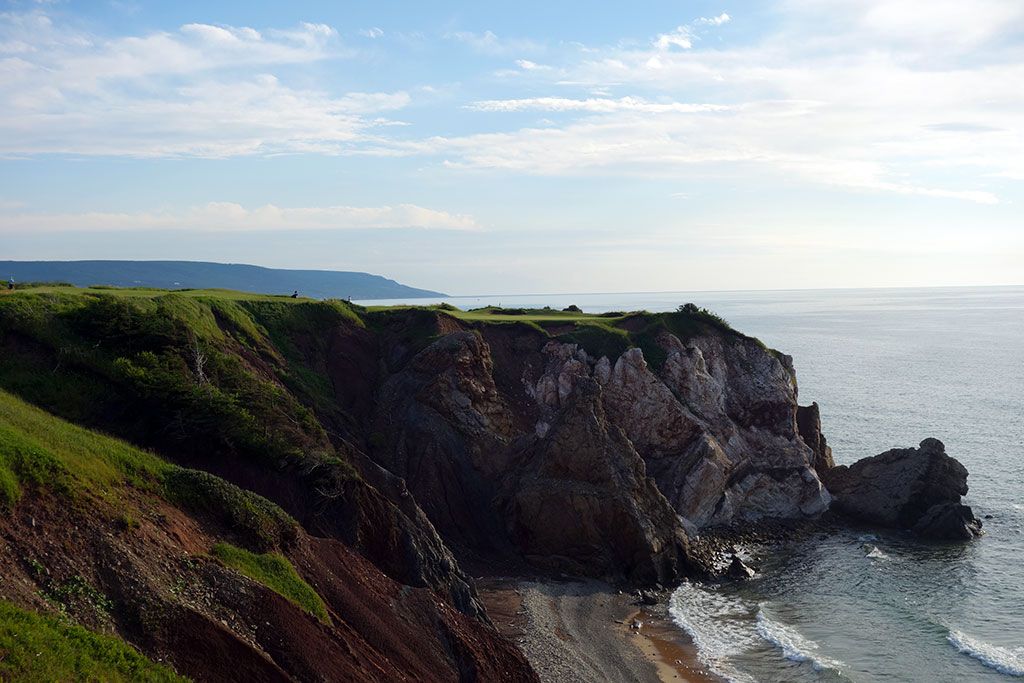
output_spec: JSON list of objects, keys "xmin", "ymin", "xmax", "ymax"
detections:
[
  {"xmin": 522, "ymin": 332, "xmax": 832, "ymax": 531},
  {"xmin": 364, "ymin": 309, "xmax": 834, "ymax": 585},
  {"xmin": 504, "ymin": 377, "xmax": 694, "ymax": 583}
]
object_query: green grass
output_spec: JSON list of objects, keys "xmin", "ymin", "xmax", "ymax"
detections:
[
  {"xmin": 0, "ymin": 288, "xmax": 341, "ymax": 470},
  {"xmin": 0, "ymin": 600, "xmax": 187, "ymax": 682},
  {"xmin": 210, "ymin": 543, "xmax": 329, "ymax": 623},
  {"xmin": 366, "ymin": 304, "xmax": 626, "ymax": 324},
  {"xmin": 0, "ymin": 388, "xmax": 299, "ymax": 552},
  {"xmin": 0, "ymin": 389, "xmax": 165, "ymax": 507}
]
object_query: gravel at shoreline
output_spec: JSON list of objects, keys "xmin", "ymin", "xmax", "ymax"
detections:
[{"xmin": 479, "ymin": 578, "xmax": 717, "ymax": 683}]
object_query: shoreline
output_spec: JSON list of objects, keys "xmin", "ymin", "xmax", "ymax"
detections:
[{"xmin": 477, "ymin": 578, "xmax": 723, "ymax": 683}]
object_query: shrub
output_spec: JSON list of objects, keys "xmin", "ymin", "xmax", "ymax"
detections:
[{"xmin": 163, "ymin": 468, "xmax": 298, "ymax": 552}]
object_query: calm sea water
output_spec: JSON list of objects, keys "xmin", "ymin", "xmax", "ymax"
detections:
[{"xmin": 358, "ymin": 286, "xmax": 1024, "ymax": 681}]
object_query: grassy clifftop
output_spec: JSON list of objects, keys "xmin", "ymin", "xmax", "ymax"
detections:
[{"xmin": 0, "ymin": 285, "xmax": 538, "ymax": 682}]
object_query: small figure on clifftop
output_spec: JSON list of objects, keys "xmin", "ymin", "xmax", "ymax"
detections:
[
  {"xmin": 7, "ymin": 277, "xmax": 13, "ymax": 291},
  {"xmin": 291, "ymin": 290, "xmax": 298, "ymax": 298}
]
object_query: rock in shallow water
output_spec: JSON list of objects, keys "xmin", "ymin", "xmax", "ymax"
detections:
[
  {"xmin": 727, "ymin": 554, "xmax": 756, "ymax": 580},
  {"xmin": 823, "ymin": 438, "xmax": 982, "ymax": 540},
  {"xmin": 913, "ymin": 503, "xmax": 983, "ymax": 540}
]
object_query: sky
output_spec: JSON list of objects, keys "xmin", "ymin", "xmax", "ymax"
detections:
[{"xmin": 1, "ymin": 1, "xmax": 1022, "ymax": 295}]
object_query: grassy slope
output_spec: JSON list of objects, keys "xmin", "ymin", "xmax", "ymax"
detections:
[
  {"xmin": 0, "ymin": 601, "xmax": 186, "ymax": 683},
  {"xmin": 0, "ymin": 388, "xmax": 297, "ymax": 550},
  {"xmin": 0, "ymin": 386, "xmax": 337, "ymax": 677},
  {"xmin": 211, "ymin": 543, "xmax": 330, "ymax": 623}
]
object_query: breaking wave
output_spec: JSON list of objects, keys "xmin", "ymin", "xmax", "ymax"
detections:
[
  {"xmin": 755, "ymin": 610, "xmax": 844, "ymax": 672},
  {"xmin": 668, "ymin": 582, "xmax": 758, "ymax": 683},
  {"xmin": 948, "ymin": 630, "xmax": 1024, "ymax": 677}
]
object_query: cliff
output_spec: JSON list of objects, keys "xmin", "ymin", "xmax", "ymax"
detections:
[{"xmin": 0, "ymin": 287, "xmax": 835, "ymax": 679}]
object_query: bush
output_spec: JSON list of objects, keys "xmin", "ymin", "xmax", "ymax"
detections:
[{"xmin": 163, "ymin": 468, "xmax": 298, "ymax": 552}]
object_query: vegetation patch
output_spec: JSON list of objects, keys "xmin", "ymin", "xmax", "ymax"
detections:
[
  {"xmin": 163, "ymin": 469, "xmax": 298, "ymax": 552},
  {"xmin": 0, "ymin": 600, "xmax": 186, "ymax": 682},
  {"xmin": 0, "ymin": 389, "xmax": 298, "ymax": 555},
  {"xmin": 43, "ymin": 575, "xmax": 114, "ymax": 618},
  {"xmin": 210, "ymin": 543, "xmax": 329, "ymax": 623},
  {"xmin": 555, "ymin": 323, "xmax": 631, "ymax": 360}
]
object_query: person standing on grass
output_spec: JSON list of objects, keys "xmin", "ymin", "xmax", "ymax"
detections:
[{"xmin": 6, "ymin": 277, "xmax": 12, "ymax": 291}]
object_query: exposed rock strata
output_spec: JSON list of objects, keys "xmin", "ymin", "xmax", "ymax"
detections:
[
  {"xmin": 504, "ymin": 378, "xmax": 694, "ymax": 584},
  {"xmin": 359, "ymin": 310, "xmax": 841, "ymax": 587},
  {"xmin": 823, "ymin": 438, "xmax": 982, "ymax": 540},
  {"xmin": 525, "ymin": 334, "xmax": 832, "ymax": 530}
]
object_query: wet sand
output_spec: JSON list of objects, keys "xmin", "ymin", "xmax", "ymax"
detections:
[{"xmin": 478, "ymin": 578, "xmax": 722, "ymax": 683}]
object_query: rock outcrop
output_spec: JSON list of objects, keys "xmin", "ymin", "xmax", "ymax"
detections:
[
  {"xmin": 823, "ymin": 438, "xmax": 982, "ymax": 540},
  {"xmin": 524, "ymin": 331, "xmax": 832, "ymax": 531},
  {"xmin": 797, "ymin": 402, "xmax": 835, "ymax": 472},
  {"xmin": 504, "ymin": 378, "xmax": 694, "ymax": 584}
]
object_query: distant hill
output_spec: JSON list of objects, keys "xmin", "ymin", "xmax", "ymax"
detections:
[{"xmin": 0, "ymin": 260, "xmax": 445, "ymax": 299}]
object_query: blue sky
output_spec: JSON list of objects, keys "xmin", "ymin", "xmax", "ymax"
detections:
[{"xmin": 1, "ymin": 1, "xmax": 1021, "ymax": 294}]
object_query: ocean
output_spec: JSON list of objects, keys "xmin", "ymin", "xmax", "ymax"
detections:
[{"xmin": 357, "ymin": 286, "xmax": 1024, "ymax": 682}]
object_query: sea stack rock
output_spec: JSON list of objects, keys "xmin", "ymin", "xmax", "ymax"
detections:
[
  {"xmin": 797, "ymin": 402, "xmax": 835, "ymax": 472},
  {"xmin": 823, "ymin": 438, "xmax": 982, "ymax": 540}
]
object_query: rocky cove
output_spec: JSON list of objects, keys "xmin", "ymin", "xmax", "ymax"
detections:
[{"xmin": 0, "ymin": 291, "xmax": 983, "ymax": 682}]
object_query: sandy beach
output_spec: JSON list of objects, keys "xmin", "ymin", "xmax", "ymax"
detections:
[{"xmin": 478, "ymin": 579, "xmax": 723, "ymax": 683}]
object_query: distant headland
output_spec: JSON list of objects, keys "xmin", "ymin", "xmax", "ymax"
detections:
[{"xmin": 0, "ymin": 260, "xmax": 445, "ymax": 300}]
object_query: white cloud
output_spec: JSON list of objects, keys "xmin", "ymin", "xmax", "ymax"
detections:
[
  {"xmin": 697, "ymin": 13, "xmax": 731, "ymax": 26},
  {"xmin": 359, "ymin": 27, "xmax": 383, "ymax": 39},
  {"xmin": 437, "ymin": 4, "xmax": 1020, "ymax": 205},
  {"xmin": 654, "ymin": 12, "xmax": 732, "ymax": 50},
  {"xmin": 654, "ymin": 27, "xmax": 692, "ymax": 50},
  {"xmin": 467, "ymin": 96, "xmax": 730, "ymax": 114},
  {"xmin": 515, "ymin": 59, "xmax": 550, "ymax": 71},
  {"xmin": 0, "ymin": 13, "xmax": 411, "ymax": 157},
  {"xmin": 0, "ymin": 202, "xmax": 479, "ymax": 232}
]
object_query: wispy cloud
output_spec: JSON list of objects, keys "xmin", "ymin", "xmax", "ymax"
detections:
[
  {"xmin": 444, "ymin": 29, "xmax": 541, "ymax": 55},
  {"xmin": 436, "ymin": 6, "xmax": 1018, "ymax": 204},
  {"xmin": 0, "ymin": 202, "xmax": 480, "ymax": 232},
  {"xmin": 654, "ymin": 12, "xmax": 731, "ymax": 50},
  {"xmin": 467, "ymin": 96, "xmax": 730, "ymax": 114},
  {"xmin": 0, "ymin": 12, "xmax": 408, "ymax": 157}
]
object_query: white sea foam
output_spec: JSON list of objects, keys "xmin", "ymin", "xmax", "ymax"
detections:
[
  {"xmin": 865, "ymin": 545, "xmax": 889, "ymax": 560},
  {"xmin": 755, "ymin": 609, "xmax": 843, "ymax": 672},
  {"xmin": 948, "ymin": 630, "xmax": 1024, "ymax": 676},
  {"xmin": 668, "ymin": 582, "xmax": 758, "ymax": 683}
]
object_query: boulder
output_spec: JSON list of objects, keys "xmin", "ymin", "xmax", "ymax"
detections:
[
  {"xmin": 823, "ymin": 438, "xmax": 982, "ymax": 540},
  {"xmin": 726, "ymin": 555, "xmax": 755, "ymax": 580},
  {"xmin": 913, "ymin": 503, "xmax": 983, "ymax": 540}
]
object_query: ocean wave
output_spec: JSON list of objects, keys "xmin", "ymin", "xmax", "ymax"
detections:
[
  {"xmin": 948, "ymin": 630, "xmax": 1024, "ymax": 676},
  {"xmin": 668, "ymin": 583, "xmax": 758, "ymax": 683},
  {"xmin": 755, "ymin": 610, "xmax": 843, "ymax": 672}
]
